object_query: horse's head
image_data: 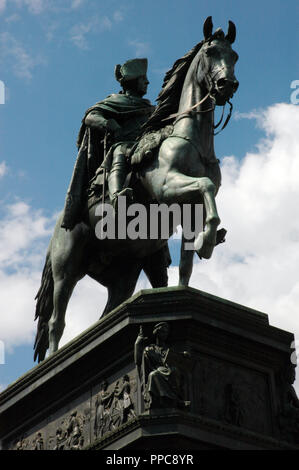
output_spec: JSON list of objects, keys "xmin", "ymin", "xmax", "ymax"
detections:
[{"xmin": 199, "ymin": 16, "xmax": 239, "ymax": 106}]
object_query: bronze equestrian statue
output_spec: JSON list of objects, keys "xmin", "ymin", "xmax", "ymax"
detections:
[{"xmin": 34, "ymin": 16, "xmax": 239, "ymax": 362}]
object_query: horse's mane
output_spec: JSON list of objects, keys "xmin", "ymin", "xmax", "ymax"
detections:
[{"xmin": 143, "ymin": 40, "xmax": 204, "ymax": 132}]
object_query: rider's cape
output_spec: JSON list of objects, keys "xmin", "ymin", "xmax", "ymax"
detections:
[{"xmin": 61, "ymin": 93, "xmax": 154, "ymax": 230}]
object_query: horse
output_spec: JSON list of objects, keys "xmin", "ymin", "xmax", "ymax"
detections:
[{"xmin": 34, "ymin": 16, "xmax": 239, "ymax": 362}]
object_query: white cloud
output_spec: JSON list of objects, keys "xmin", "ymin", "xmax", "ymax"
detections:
[
  {"xmin": 0, "ymin": 201, "xmax": 55, "ymax": 349},
  {"xmin": 60, "ymin": 277, "xmax": 107, "ymax": 347},
  {"xmin": 0, "ymin": 0, "xmax": 6, "ymax": 14},
  {"xmin": 0, "ymin": 161, "xmax": 7, "ymax": 178},
  {"xmin": 113, "ymin": 10, "xmax": 124, "ymax": 23},
  {"xmin": 0, "ymin": 201, "xmax": 54, "ymax": 267},
  {"xmin": 100, "ymin": 16, "xmax": 112, "ymax": 31},
  {"xmin": 23, "ymin": 0, "xmax": 44, "ymax": 14},
  {"xmin": 69, "ymin": 16, "xmax": 112, "ymax": 50},
  {"xmin": 0, "ymin": 269, "xmax": 41, "ymax": 349},
  {"xmin": 4, "ymin": 0, "xmax": 82, "ymax": 15},
  {"xmin": 11, "ymin": 0, "xmax": 45, "ymax": 15},
  {"xmin": 128, "ymin": 39, "xmax": 151, "ymax": 57},
  {"xmin": 70, "ymin": 0, "xmax": 84, "ymax": 9},
  {"xmin": 0, "ymin": 32, "xmax": 45, "ymax": 79},
  {"xmin": 5, "ymin": 13, "xmax": 20, "ymax": 22},
  {"xmin": 69, "ymin": 21, "xmax": 94, "ymax": 50},
  {"xmin": 68, "ymin": 9, "xmax": 126, "ymax": 50}
]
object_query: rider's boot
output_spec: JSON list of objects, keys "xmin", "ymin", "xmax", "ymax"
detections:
[{"xmin": 108, "ymin": 153, "xmax": 133, "ymax": 210}]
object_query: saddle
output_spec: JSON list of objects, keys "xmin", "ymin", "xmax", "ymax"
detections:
[
  {"xmin": 130, "ymin": 124, "xmax": 173, "ymax": 167},
  {"xmin": 87, "ymin": 124, "xmax": 174, "ymax": 207}
]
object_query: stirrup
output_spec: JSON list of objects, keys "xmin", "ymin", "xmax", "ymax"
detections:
[{"xmin": 111, "ymin": 188, "xmax": 134, "ymax": 210}]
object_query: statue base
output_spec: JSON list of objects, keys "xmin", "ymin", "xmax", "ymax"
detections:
[{"xmin": 0, "ymin": 287, "xmax": 298, "ymax": 450}]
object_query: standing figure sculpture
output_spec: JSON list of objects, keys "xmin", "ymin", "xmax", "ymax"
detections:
[
  {"xmin": 94, "ymin": 380, "xmax": 114, "ymax": 438},
  {"xmin": 34, "ymin": 16, "xmax": 239, "ymax": 362},
  {"xmin": 66, "ymin": 410, "xmax": 84, "ymax": 450}
]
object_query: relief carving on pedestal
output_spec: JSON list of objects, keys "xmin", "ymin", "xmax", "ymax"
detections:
[
  {"xmin": 94, "ymin": 374, "xmax": 136, "ymax": 440},
  {"xmin": 223, "ymin": 383, "xmax": 244, "ymax": 426},
  {"xmin": 32, "ymin": 432, "xmax": 44, "ymax": 450},
  {"xmin": 15, "ymin": 438, "xmax": 29, "ymax": 450},
  {"xmin": 48, "ymin": 409, "xmax": 89, "ymax": 450},
  {"xmin": 14, "ymin": 432, "xmax": 44, "ymax": 450},
  {"xmin": 94, "ymin": 380, "xmax": 113, "ymax": 439},
  {"xmin": 193, "ymin": 357, "xmax": 270, "ymax": 434}
]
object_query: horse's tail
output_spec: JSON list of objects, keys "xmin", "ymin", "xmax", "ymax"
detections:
[{"xmin": 33, "ymin": 247, "xmax": 54, "ymax": 363}]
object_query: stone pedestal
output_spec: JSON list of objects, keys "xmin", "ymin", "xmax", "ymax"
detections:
[{"xmin": 0, "ymin": 287, "xmax": 298, "ymax": 450}]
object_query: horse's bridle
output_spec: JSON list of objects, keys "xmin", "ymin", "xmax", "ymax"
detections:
[{"xmin": 161, "ymin": 58, "xmax": 233, "ymax": 135}]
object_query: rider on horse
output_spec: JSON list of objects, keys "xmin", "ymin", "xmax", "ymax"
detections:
[{"xmin": 61, "ymin": 58, "xmax": 154, "ymax": 230}]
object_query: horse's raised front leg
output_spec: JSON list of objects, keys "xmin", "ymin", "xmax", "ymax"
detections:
[{"xmin": 162, "ymin": 172, "xmax": 220, "ymax": 259}]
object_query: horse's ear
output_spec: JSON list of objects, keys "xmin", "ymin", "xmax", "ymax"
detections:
[
  {"xmin": 225, "ymin": 20, "xmax": 236, "ymax": 44},
  {"xmin": 203, "ymin": 16, "xmax": 213, "ymax": 40}
]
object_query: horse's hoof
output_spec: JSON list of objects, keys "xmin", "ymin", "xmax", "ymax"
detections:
[
  {"xmin": 194, "ymin": 232, "xmax": 215, "ymax": 259},
  {"xmin": 216, "ymin": 228, "xmax": 227, "ymax": 245}
]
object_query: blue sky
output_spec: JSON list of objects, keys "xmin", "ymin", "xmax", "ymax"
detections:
[{"xmin": 0, "ymin": 0, "xmax": 299, "ymax": 390}]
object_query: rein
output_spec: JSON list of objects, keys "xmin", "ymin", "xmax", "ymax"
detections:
[
  {"xmin": 161, "ymin": 91, "xmax": 233, "ymax": 136},
  {"xmin": 210, "ymin": 96, "xmax": 233, "ymax": 135},
  {"xmin": 161, "ymin": 91, "xmax": 212, "ymax": 122}
]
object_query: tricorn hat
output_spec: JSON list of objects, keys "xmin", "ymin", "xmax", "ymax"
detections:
[{"xmin": 114, "ymin": 58, "xmax": 148, "ymax": 83}]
